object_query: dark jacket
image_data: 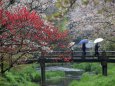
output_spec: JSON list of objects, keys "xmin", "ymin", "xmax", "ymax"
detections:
[
  {"xmin": 95, "ymin": 43, "xmax": 100, "ymax": 55},
  {"xmin": 82, "ymin": 43, "xmax": 86, "ymax": 52}
]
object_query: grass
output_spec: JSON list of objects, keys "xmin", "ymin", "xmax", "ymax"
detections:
[
  {"xmin": 0, "ymin": 63, "xmax": 40, "ymax": 86},
  {"xmin": 69, "ymin": 63, "xmax": 115, "ymax": 86},
  {"xmin": 46, "ymin": 71, "xmax": 65, "ymax": 84},
  {"xmin": 0, "ymin": 63, "xmax": 65, "ymax": 86},
  {"xmin": 1, "ymin": 60, "xmax": 115, "ymax": 86},
  {"xmin": 72, "ymin": 63, "xmax": 102, "ymax": 74},
  {"xmin": 46, "ymin": 71, "xmax": 65, "ymax": 79}
]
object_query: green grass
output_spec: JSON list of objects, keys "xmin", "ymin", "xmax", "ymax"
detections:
[
  {"xmin": 46, "ymin": 71, "xmax": 65, "ymax": 84},
  {"xmin": 46, "ymin": 71, "xmax": 65, "ymax": 79},
  {"xmin": 1, "ymin": 62, "xmax": 115, "ymax": 86},
  {"xmin": 72, "ymin": 63, "xmax": 102, "ymax": 74},
  {"xmin": 0, "ymin": 63, "xmax": 40, "ymax": 86},
  {"xmin": 0, "ymin": 63, "xmax": 65, "ymax": 86},
  {"xmin": 69, "ymin": 63, "xmax": 115, "ymax": 86}
]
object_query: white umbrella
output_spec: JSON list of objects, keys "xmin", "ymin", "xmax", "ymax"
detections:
[
  {"xmin": 94, "ymin": 38, "xmax": 104, "ymax": 43},
  {"xmin": 86, "ymin": 41, "xmax": 95, "ymax": 48},
  {"xmin": 68, "ymin": 42, "xmax": 75, "ymax": 48}
]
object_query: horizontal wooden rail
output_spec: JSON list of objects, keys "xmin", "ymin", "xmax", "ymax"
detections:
[{"xmin": 21, "ymin": 58, "xmax": 115, "ymax": 64}]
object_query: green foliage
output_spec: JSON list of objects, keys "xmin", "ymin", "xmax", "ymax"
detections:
[
  {"xmin": 0, "ymin": 64, "xmax": 66, "ymax": 86},
  {"xmin": 5, "ymin": 72, "xmax": 18, "ymax": 84},
  {"xmin": 56, "ymin": 0, "xmax": 70, "ymax": 8},
  {"xmin": 46, "ymin": 71, "xmax": 65, "ymax": 79},
  {"xmin": 72, "ymin": 63, "xmax": 101, "ymax": 74},
  {"xmin": 81, "ymin": 0, "xmax": 89, "ymax": 5},
  {"xmin": 69, "ymin": 63, "xmax": 115, "ymax": 86},
  {"xmin": 57, "ymin": 18, "xmax": 68, "ymax": 31},
  {"xmin": 0, "ymin": 64, "xmax": 40, "ymax": 86},
  {"xmin": 0, "ymin": 76, "xmax": 11, "ymax": 86},
  {"xmin": 69, "ymin": 72, "xmax": 115, "ymax": 86},
  {"xmin": 104, "ymin": 0, "xmax": 113, "ymax": 3},
  {"xmin": 46, "ymin": 71, "xmax": 65, "ymax": 84},
  {"xmin": 100, "ymin": 36, "xmax": 115, "ymax": 51}
]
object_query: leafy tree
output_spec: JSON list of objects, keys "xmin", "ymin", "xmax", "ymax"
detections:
[{"xmin": 0, "ymin": 1, "xmax": 69, "ymax": 74}]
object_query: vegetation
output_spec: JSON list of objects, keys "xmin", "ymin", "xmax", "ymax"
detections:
[
  {"xmin": 69, "ymin": 63, "xmax": 115, "ymax": 86},
  {"xmin": 0, "ymin": 63, "xmax": 66, "ymax": 86},
  {"xmin": 0, "ymin": 64, "xmax": 40, "ymax": 86},
  {"xmin": 0, "ymin": 0, "xmax": 115, "ymax": 86},
  {"xmin": 46, "ymin": 71, "xmax": 65, "ymax": 84},
  {"xmin": 46, "ymin": 71, "xmax": 65, "ymax": 79},
  {"xmin": 104, "ymin": 37, "xmax": 115, "ymax": 50},
  {"xmin": 72, "ymin": 63, "xmax": 102, "ymax": 74}
]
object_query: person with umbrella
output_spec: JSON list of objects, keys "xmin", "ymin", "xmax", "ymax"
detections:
[
  {"xmin": 94, "ymin": 38, "xmax": 104, "ymax": 59},
  {"xmin": 79, "ymin": 39, "xmax": 88, "ymax": 59}
]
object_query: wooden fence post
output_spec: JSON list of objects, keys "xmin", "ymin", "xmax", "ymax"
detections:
[
  {"xmin": 101, "ymin": 51, "xmax": 108, "ymax": 76},
  {"xmin": 40, "ymin": 52, "xmax": 46, "ymax": 86}
]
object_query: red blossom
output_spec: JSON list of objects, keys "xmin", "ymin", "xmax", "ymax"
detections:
[
  {"xmin": 63, "ymin": 57, "xmax": 72, "ymax": 62},
  {"xmin": 0, "ymin": 7, "xmax": 69, "ymax": 53}
]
